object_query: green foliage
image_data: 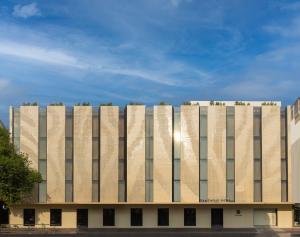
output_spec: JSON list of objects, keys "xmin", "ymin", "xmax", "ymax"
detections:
[
  {"xmin": 75, "ymin": 102, "xmax": 91, "ymax": 106},
  {"xmin": 128, "ymin": 102, "xmax": 144, "ymax": 105},
  {"xmin": 262, "ymin": 101, "xmax": 277, "ymax": 106},
  {"xmin": 235, "ymin": 101, "xmax": 246, "ymax": 105},
  {"xmin": 210, "ymin": 101, "xmax": 225, "ymax": 106},
  {"xmin": 100, "ymin": 102, "xmax": 113, "ymax": 106},
  {"xmin": 22, "ymin": 102, "xmax": 38, "ymax": 106},
  {"xmin": 158, "ymin": 101, "xmax": 170, "ymax": 105},
  {"xmin": 49, "ymin": 102, "xmax": 64, "ymax": 106},
  {"xmin": 182, "ymin": 101, "xmax": 191, "ymax": 105},
  {"xmin": 0, "ymin": 127, "xmax": 42, "ymax": 206}
]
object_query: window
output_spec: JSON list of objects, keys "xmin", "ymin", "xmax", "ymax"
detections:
[
  {"xmin": 0, "ymin": 203, "xmax": 9, "ymax": 224},
  {"xmin": 77, "ymin": 209, "xmax": 88, "ymax": 227},
  {"xmin": 118, "ymin": 111, "xmax": 126, "ymax": 202},
  {"xmin": 184, "ymin": 208, "xmax": 196, "ymax": 226},
  {"xmin": 103, "ymin": 208, "xmax": 115, "ymax": 226},
  {"xmin": 50, "ymin": 209, "xmax": 62, "ymax": 226},
  {"xmin": 157, "ymin": 208, "xmax": 169, "ymax": 226},
  {"xmin": 254, "ymin": 181, "xmax": 262, "ymax": 202},
  {"xmin": 24, "ymin": 209, "xmax": 35, "ymax": 226},
  {"xmin": 131, "ymin": 208, "xmax": 143, "ymax": 226}
]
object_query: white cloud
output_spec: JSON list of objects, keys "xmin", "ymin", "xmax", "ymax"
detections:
[
  {"xmin": 12, "ymin": 2, "xmax": 41, "ymax": 18},
  {"xmin": 0, "ymin": 79, "xmax": 9, "ymax": 90},
  {"xmin": 281, "ymin": 1, "xmax": 300, "ymax": 11},
  {"xmin": 264, "ymin": 16, "xmax": 300, "ymax": 38},
  {"xmin": 169, "ymin": 0, "xmax": 192, "ymax": 8},
  {"xmin": 0, "ymin": 40, "xmax": 87, "ymax": 69}
]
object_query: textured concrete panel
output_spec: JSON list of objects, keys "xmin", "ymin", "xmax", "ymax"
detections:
[
  {"xmin": 207, "ymin": 106, "xmax": 226, "ymax": 200},
  {"xmin": 88, "ymin": 207, "xmax": 101, "ymax": 228},
  {"xmin": 9, "ymin": 106, "xmax": 13, "ymax": 142},
  {"xmin": 9, "ymin": 207, "xmax": 23, "ymax": 226},
  {"xmin": 153, "ymin": 106, "xmax": 172, "ymax": 203},
  {"xmin": 277, "ymin": 206, "xmax": 293, "ymax": 228},
  {"xmin": 47, "ymin": 106, "xmax": 65, "ymax": 203},
  {"xmin": 20, "ymin": 106, "xmax": 39, "ymax": 202},
  {"xmin": 197, "ymin": 207, "xmax": 211, "ymax": 228},
  {"xmin": 100, "ymin": 106, "xmax": 119, "ymax": 202},
  {"xmin": 262, "ymin": 106, "xmax": 281, "ymax": 202},
  {"xmin": 126, "ymin": 105, "xmax": 145, "ymax": 202},
  {"xmin": 62, "ymin": 207, "xmax": 76, "ymax": 228},
  {"xmin": 223, "ymin": 207, "xmax": 253, "ymax": 228},
  {"xmin": 36, "ymin": 208, "xmax": 49, "ymax": 226},
  {"xmin": 73, "ymin": 106, "xmax": 92, "ymax": 203},
  {"xmin": 287, "ymin": 106, "xmax": 292, "ymax": 202},
  {"xmin": 180, "ymin": 105, "xmax": 199, "ymax": 202},
  {"xmin": 235, "ymin": 106, "xmax": 253, "ymax": 202}
]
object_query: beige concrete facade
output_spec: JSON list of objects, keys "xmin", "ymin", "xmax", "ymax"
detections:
[
  {"xmin": 207, "ymin": 106, "xmax": 226, "ymax": 200},
  {"xmin": 47, "ymin": 106, "xmax": 65, "ymax": 203},
  {"xmin": 153, "ymin": 105, "xmax": 172, "ymax": 203},
  {"xmin": 100, "ymin": 106, "xmax": 119, "ymax": 202},
  {"xmin": 180, "ymin": 105, "xmax": 199, "ymax": 202},
  {"xmin": 8, "ymin": 102, "xmax": 294, "ymax": 228},
  {"xmin": 73, "ymin": 106, "xmax": 92, "ymax": 203},
  {"xmin": 262, "ymin": 106, "xmax": 281, "ymax": 202},
  {"xmin": 126, "ymin": 105, "xmax": 145, "ymax": 202},
  {"xmin": 235, "ymin": 106, "xmax": 254, "ymax": 202},
  {"xmin": 20, "ymin": 106, "xmax": 39, "ymax": 202}
]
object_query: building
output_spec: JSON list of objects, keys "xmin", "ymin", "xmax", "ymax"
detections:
[
  {"xmin": 4, "ymin": 101, "xmax": 295, "ymax": 228},
  {"xmin": 290, "ymin": 98, "xmax": 300, "ymax": 225}
]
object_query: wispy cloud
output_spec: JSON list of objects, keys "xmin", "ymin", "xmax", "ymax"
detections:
[
  {"xmin": 169, "ymin": 0, "xmax": 192, "ymax": 8},
  {"xmin": 12, "ymin": 2, "xmax": 41, "ymax": 18},
  {"xmin": 281, "ymin": 1, "xmax": 300, "ymax": 11},
  {"xmin": 0, "ymin": 40, "xmax": 86, "ymax": 68},
  {"xmin": 0, "ymin": 78, "xmax": 9, "ymax": 90},
  {"xmin": 264, "ymin": 16, "xmax": 300, "ymax": 38}
]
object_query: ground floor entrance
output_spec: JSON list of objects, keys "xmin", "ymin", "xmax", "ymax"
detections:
[
  {"xmin": 211, "ymin": 208, "xmax": 223, "ymax": 228},
  {"xmin": 7, "ymin": 204, "xmax": 293, "ymax": 228}
]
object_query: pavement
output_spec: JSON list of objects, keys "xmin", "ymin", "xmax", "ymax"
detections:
[{"xmin": 1, "ymin": 228, "xmax": 300, "ymax": 237}]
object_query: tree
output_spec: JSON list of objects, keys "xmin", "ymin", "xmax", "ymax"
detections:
[{"xmin": 0, "ymin": 126, "xmax": 41, "ymax": 206}]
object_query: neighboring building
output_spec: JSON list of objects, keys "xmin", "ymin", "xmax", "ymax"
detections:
[
  {"xmin": 290, "ymin": 98, "xmax": 300, "ymax": 225},
  {"xmin": 5, "ymin": 101, "xmax": 294, "ymax": 228}
]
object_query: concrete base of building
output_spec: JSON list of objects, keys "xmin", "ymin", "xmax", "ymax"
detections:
[{"xmin": 8, "ymin": 204, "xmax": 293, "ymax": 229}]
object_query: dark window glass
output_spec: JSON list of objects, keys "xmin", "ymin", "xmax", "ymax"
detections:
[
  {"xmin": 50, "ymin": 209, "xmax": 62, "ymax": 226},
  {"xmin": 294, "ymin": 207, "xmax": 300, "ymax": 226},
  {"xmin": 103, "ymin": 208, "xmax": 115, "ymax": 226},
  {"xmin": 24, "ymin": 209, "xmax": 35, "ymax": 226},
  {"xmin": 77, "ymin": 209, "xmax": 88, "ymax": 227},
  {"xmin": 157, "ymin": 208, "xmax": 169, "ymax": 226},
  {"xmin": 184, "ymin": 208, "xmax": 196, "ymax": 226},
  {"xmin": 0, "ymin": 203, "xmax": 9, "ymax": 224},
  {"xmin": 131, "ymin": 208, "xmax": 143, "ymax": 226}
]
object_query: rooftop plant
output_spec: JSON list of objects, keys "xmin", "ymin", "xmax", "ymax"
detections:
[
  {"xmin": 49, "ymin": 102, "xmax": 64, "ymax": 106},
  {"xmin": 159, "ymin": 101, "xmax": 170, "ymax": 105},
  {"xmin": 75, "ymin": 102, "xmax": 91, "ymax": 106},
  {"xmin": 128, "ymin": 102, "xmax": 144, "ymax": 105},
  {"xmin": 100, "ymin": 102, "xmax": 113, "ymax": 106},
  {"xmin": 22, "ymin": 102, "xmax": 38, "ymax": 106},
  {"xmin": 235, "ymin": 101, "xmax": 246, "ymax": 105},
  {"xmin": 261, "ymin": 101, "xmax": 277, "ymax": 106}
]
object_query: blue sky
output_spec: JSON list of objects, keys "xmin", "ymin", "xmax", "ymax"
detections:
[{"xmin": 0, "ymin": 0, "xmax": 300, "ymax": 125}]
